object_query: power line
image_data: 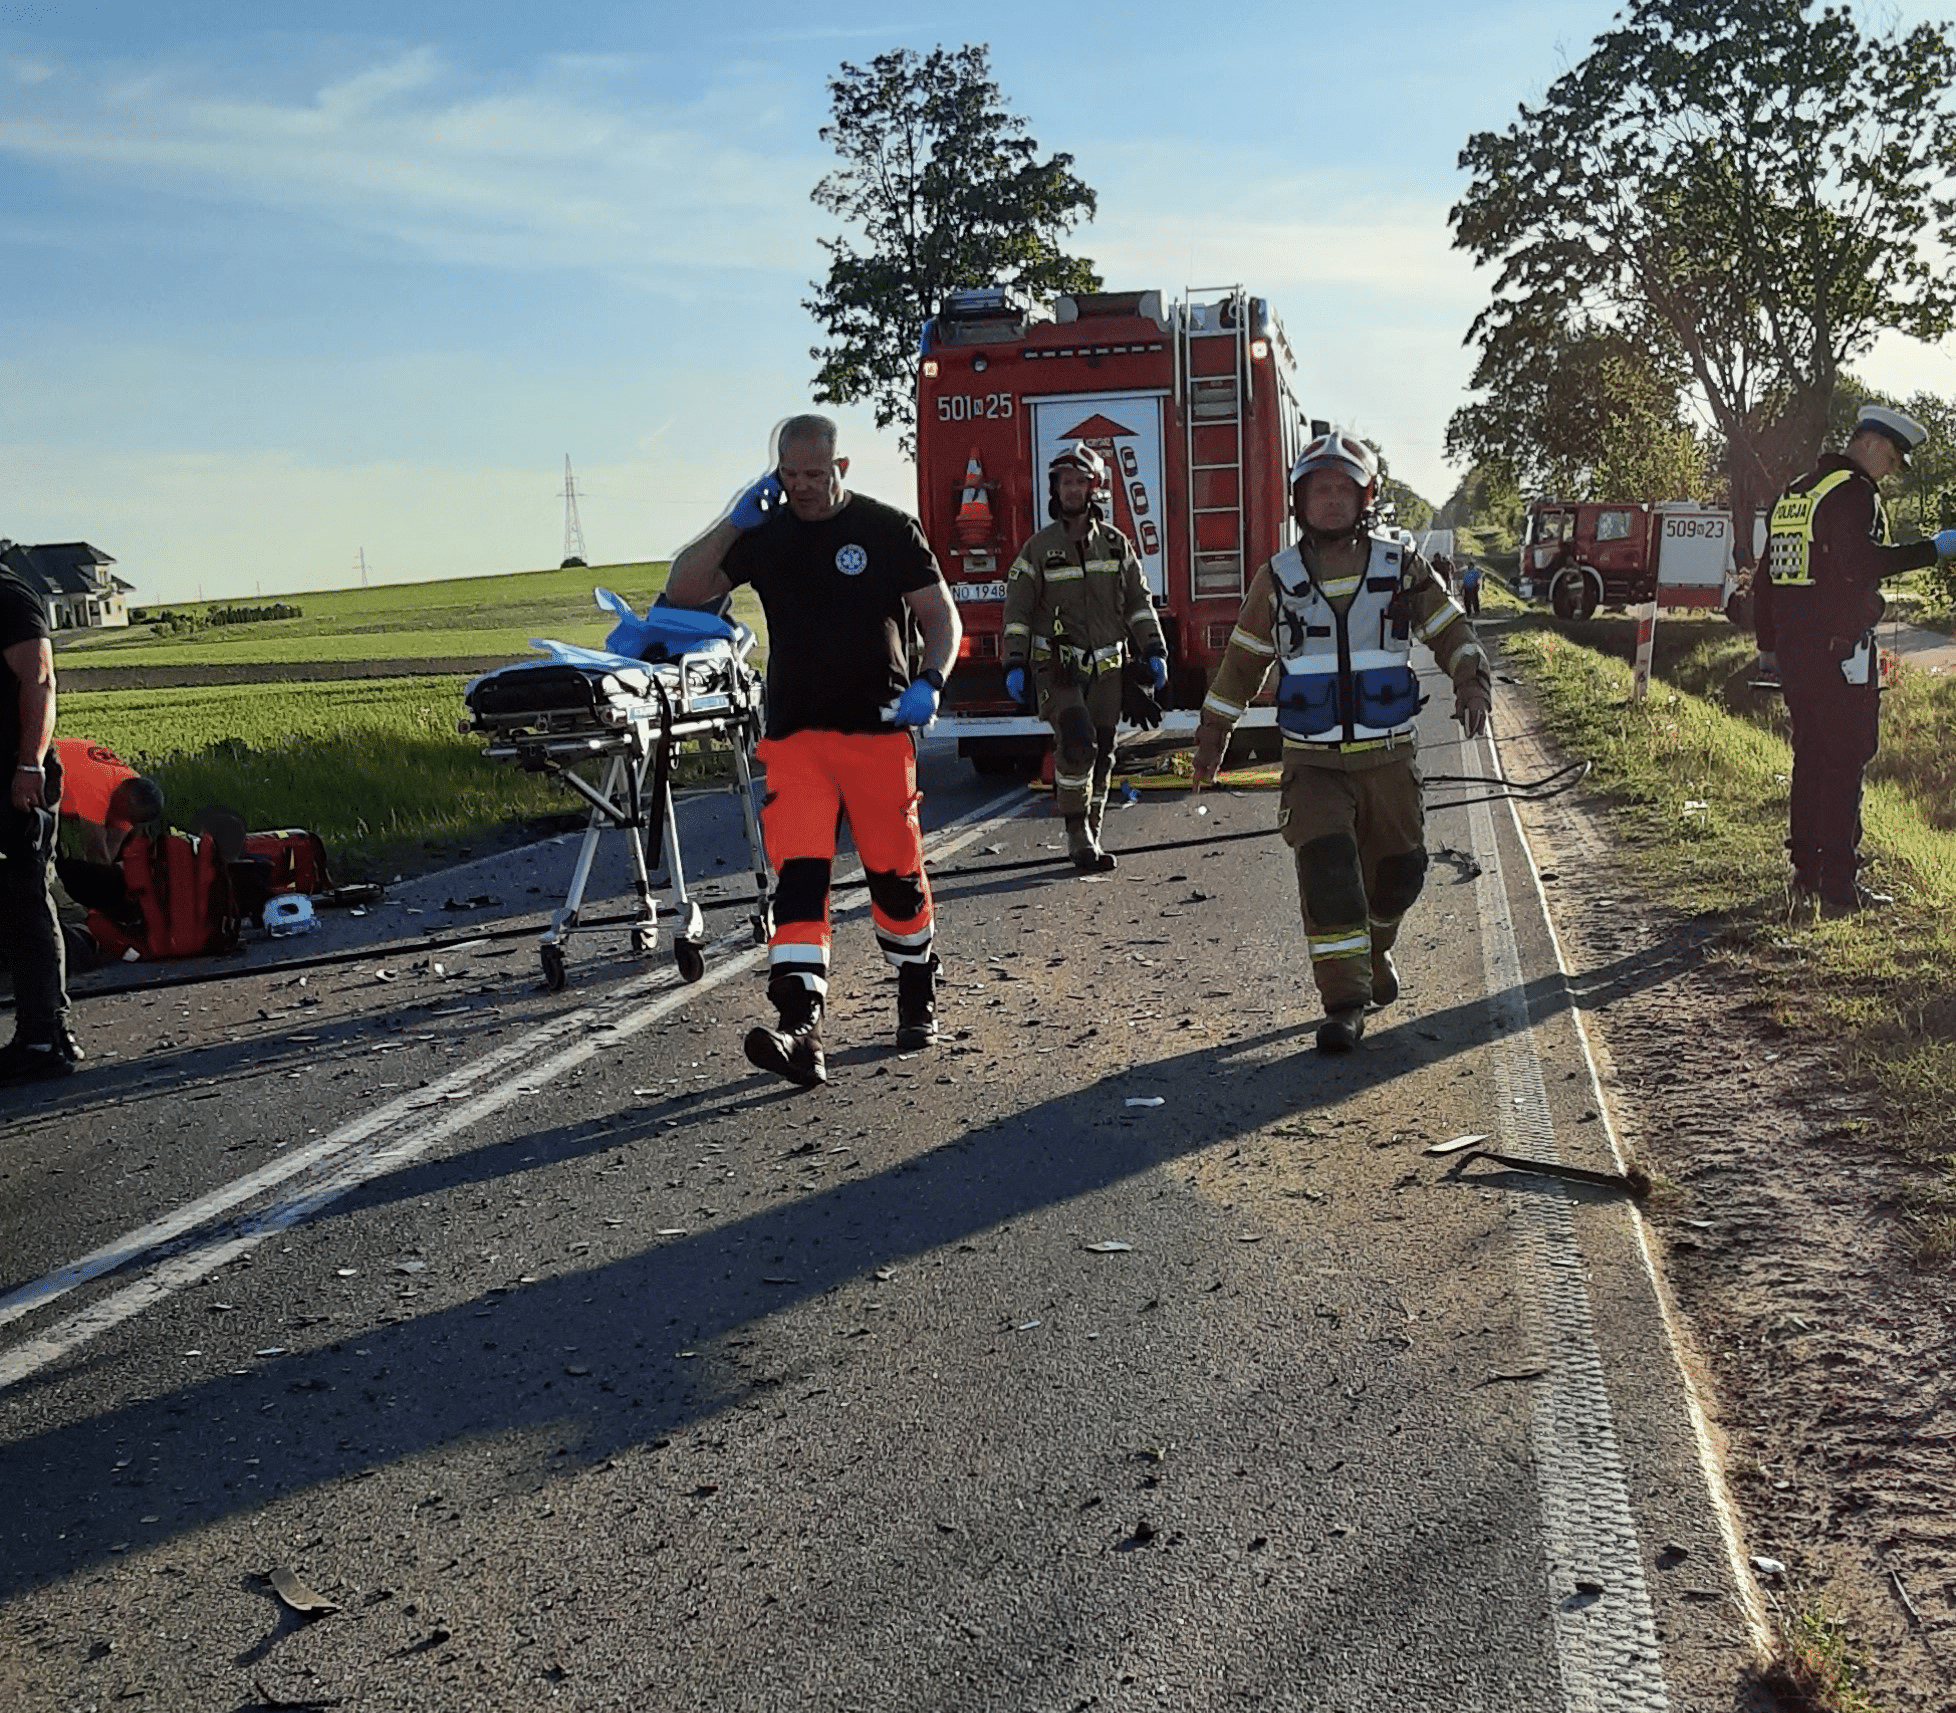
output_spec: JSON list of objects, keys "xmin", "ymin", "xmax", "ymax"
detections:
[{"xmin": 561, "ymin": 456, "xmax": 589, "ymax": 567}]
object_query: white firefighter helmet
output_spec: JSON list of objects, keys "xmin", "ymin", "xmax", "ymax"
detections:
[
  {"xmin": 1289, "ymin": 431, "xmax": 1380, "ymax": 510},
  {"xmin": 1048, "ymin": 441, "xmax": 1108, "ymax": 519}
]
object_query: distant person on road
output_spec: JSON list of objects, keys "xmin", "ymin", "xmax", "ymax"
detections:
[
  {"xmin": 0, "ymin": 553, "xmax": 79, "ymax": 1082},
  {"xmin": 1756, "ymin": 404, "xmax": 1956, "ymax": 913},
  {"xmin": 1192, "ymin": 432, "xmax": 1491, "ymax": 1053},
  {"xmin": 1002, "ymin": 442, "xmax": 1168, "ymax": 873},
  {"xmin": 1458, "ymin": 560, "xmax": 1484, "ymax": 617},
  {"xmin": 665, "ymin": 413, "xmax": 962, "ymax": 1088},
  {"xmin": 1431, "ymin": 551, "xmax": 1457, "ymax": 595}
]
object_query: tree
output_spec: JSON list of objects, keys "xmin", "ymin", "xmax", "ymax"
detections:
[
  {"xmin": 1451, "ymin": 0, "xmax": 1956, "ymax": 561},
  {"xmin": 1447, "ymin": 314, "xmax": 1711, "ymax": 503},
  {"xmin": 806, "ymin": 44, "xmax": 1100, "ymax": 452}
]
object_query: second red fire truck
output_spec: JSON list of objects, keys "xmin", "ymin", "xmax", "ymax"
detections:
[{"xmin": 914, "ymin": 285, "xmax": 1313, "ymax": 770}]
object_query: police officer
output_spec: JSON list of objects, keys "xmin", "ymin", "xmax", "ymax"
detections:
[
  {"xmin": 1002, "ymin": 443, "xmax": 1167, "ymax": 872},
  {"xmin": 666, "ymin": 413, "xmax": 961, "ymax": 1087},
  {"xmin": 1192, "ymin": 432, "xmax": 1491, "ymax": 1053},
  {"xmin": 1757, "ymin": 404, "xmax": 1956, "ymax": 912}
]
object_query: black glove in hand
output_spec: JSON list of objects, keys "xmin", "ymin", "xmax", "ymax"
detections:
[{"xmin": 1121, "ymin": 659, "xmax": 1164, "ymax": 731}]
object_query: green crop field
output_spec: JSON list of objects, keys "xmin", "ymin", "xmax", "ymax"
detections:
[
  {"xmin": 60, "ymin": 676, "xmax": 577, "ymax": 879},
  {"xmin": 54, "ymin": 560, "xmax": 768, "ymax": 670}
]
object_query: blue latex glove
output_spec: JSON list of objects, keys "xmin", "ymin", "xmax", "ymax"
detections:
[
  {"xmin": 1935, "ymin": 528, "xmax": 1956, "ymax": 558},
  {"xmin": 1004, "ymin": 667, "xmax": 1027, "ymax": 704},
  {"xmin": 893, "ymin": 676, "xmax": 940, "ymax": 727},
  {"xmin": 1147, "ymin": 654, "xmax": 1169, "ymax": 692},
  {"xmin": 730, "ymin": 474, "xmax": 784, "ymax": 531}
]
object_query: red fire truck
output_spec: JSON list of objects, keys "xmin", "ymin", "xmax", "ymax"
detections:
[
  {"xmin": 1522, "ymin": 499, "xmax": 1763, "ymax": 623},
  {"xmin": 915, "ymin": 285, "xmax": 1310, "ymax": 769}
]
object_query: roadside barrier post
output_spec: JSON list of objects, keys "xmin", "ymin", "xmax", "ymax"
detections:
[{"xmin": 1630, "ymin": 600, "xmax": 1658, "ymax": 702}]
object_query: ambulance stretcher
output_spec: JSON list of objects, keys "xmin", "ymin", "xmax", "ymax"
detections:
[{"xmin": 461, "ymin": 600, "xmax": 772, "ymax": 992}]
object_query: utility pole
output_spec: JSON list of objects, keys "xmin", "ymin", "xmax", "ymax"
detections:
[
  {"xmin": 355, "ymin": 548, "xmax": 370, "ymax": 588},
  {"xmin": 561, "ymin": 456, "xmax": 589, "ymax": 567}
]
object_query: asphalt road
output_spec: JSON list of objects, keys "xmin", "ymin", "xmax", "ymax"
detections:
[{"xmin": 1, "ymin": 679, "xmax": 1772, "ymax": 1711}]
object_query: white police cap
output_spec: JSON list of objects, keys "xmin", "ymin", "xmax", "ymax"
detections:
[{"xmin": 1856, "ymin": 404, "xmax": 1928, "ymax": 463}]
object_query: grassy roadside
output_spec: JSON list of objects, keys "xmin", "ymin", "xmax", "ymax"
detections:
[{"xmin": 1487, "ymin": 604, "xmax": 1956, "ymax": 1170}]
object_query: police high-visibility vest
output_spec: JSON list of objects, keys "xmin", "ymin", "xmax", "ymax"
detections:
[
  {"xmin": 1766, "ymin": 468, "xmax": 1890, "ymax": 588},
  {"xmin": 1269, "ymin": 534, "xmax": 1423, "ymax": 745}
]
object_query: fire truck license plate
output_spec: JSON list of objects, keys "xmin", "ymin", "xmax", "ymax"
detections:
[{"xmin": 952, "ymin": 580, "xmax": 1007, "ymax": 603}]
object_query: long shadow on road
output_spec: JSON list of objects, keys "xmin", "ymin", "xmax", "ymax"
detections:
[{"xmin": 4, "ymin": 1011, "xmax": 1519, "ymax": 1601}]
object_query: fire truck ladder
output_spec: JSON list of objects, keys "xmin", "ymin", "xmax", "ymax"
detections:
[{"xmin": 1178, "ymin": 286, "xmax": 1251, "ymax": 602}]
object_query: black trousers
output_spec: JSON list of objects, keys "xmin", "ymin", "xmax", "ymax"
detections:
[
  {"xmin": 0, "ymin": 805, "xmax": 69, "ymax": 1038},
  {"xmin": 1781, "ymin": 648, "xmax": 1880, "ymax": 896}
]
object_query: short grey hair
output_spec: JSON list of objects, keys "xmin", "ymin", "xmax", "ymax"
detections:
[{"xmin": 774, "ymin": 413, "xmax": 840, "ymax": 460}]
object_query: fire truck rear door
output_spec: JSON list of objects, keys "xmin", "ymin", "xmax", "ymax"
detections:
[{"xmin": 1028, "ymin": 392, "xmax": 1169, "ymax": 598}]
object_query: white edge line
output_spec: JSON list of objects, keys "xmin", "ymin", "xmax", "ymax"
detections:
[
  {"xmin": 1483, "ymin": 711, "xmax": 1774, "ymax": 1656},
  {"xmin": 0, "ymin": 784, "xmax": 1036, "ymax": 1389}
]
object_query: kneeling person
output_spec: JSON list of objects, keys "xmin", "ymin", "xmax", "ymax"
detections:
[
  {"xmin": 666, "ymin": 413, "xmax": 961, "ymax": 1087},
  {"xmin": 1193, "ymin": 432, "xmax": 1490, "ymax": 1053},
  {"xmin": 1002, "ymin": 443, "xmax": 1167, "ymax": 872}
]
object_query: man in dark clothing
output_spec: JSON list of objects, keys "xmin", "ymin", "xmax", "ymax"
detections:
[
  {"xmin": 666, "ymin": 413, "xmax": 961, "ymax": 1088},
  {"xmin": 0, "ymin": 556, "xmax": 78, "ymax": 1081},
  {"xmin": 1756, "ymin": 404, "xmax": 1956, "ymax": 911}
]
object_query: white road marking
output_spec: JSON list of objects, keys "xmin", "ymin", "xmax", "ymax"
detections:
[{"xmin": 0, "ymin": 785, "xmax": 1035, "ymax": 1389}]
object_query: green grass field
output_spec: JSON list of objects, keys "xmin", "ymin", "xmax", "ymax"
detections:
[
  {"xmin": 55, "ymin": 561, "xmax": 767, "ymax": 668},
  {"xmin": 61, "ymin": 676, "xmax": 571, "ymax": 880}
]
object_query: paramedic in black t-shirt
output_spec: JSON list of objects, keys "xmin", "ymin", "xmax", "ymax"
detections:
[
  {"xmin": 666, "ymin": 412, "xmax": 961, "ymax": 1089},
  {"xmin": 0, "ymin": 558, "xmax": 79, "ymax": 1082}
]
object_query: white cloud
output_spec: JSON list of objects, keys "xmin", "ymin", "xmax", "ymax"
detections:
[{"xmin": 0, "ymin": 47, "xmax": 828, "ymax": 288}]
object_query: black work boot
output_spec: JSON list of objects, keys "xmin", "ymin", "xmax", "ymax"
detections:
[
  {"xmin": 743, "ymin": 982, "xmax": 826, "ymax": 1088},
  {"xmin": 1370, "ymin": 950, "xmax": 1400, "ymax": 1008},
  {"xmin": 0, "ymin": 1032, "xmax": 78, "ymax": 1085},
  {"xmin": 895, "ymin": 954, "xmax": 941, "ymax": 1050},
  {"xmin": 1066, "ymin": 814, "xmax": 1116, "ymax": 875},
  {"xmin": 1315, "ymin": 1008, "xmax": 1367, "ymax": 1055}
]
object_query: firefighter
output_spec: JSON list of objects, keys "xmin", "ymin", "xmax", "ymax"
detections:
[
  {"xmin": 1756, "ymin": 404, "xmax": 1956, "ymax": 912},
  {"xmin": 1002, "ymin": 443, "xmax": 1168, "ymax": 872},
  {"xmin": 665, "ymin": 412, "xmax": 962, "ymax": 1088},
  {"xmin": 1192, "ymin": 431, "xmax": 1491, "ymax": 1053}
]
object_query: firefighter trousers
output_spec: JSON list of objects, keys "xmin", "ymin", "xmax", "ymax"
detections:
[
  {"xmin": 755, "ymin": 730, "xmax": 933, "ymax": 1003},
  {"xmin": 1781, "ymin": 648, "xmax": 1880, "ymax": 897},
  {"xmin": 1278, "ymin": 749, "xmax": 1427, "ymax": 1014},
  {"xmin": 1038, "ymin": 668, "xmax": 1121, "ymax": 824}
]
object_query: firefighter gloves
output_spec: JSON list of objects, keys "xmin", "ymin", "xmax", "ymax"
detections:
[
  {"xmin": 1147, "ymin": 653, "xmax": 1169, "ymax": 692},
  {"xmin": 1454, "ymin": 676, "xmax": 1492, "ymax": 738},
  {"xmin": 1005, "ymin": 667, "xmax": 1028, "ymax": 707},
  {"xmin": 730, "ymin": 474, "xmax": 785, "ymax": 531}
]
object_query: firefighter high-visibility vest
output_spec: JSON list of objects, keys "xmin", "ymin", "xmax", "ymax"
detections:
[
  {"xmin": 1269, "ymin": 534, "xmax": 1423, "ymax": 746},
  {"xmin": 1766, "ymin": 468, "xmax": 1890, "ymax": 588}
]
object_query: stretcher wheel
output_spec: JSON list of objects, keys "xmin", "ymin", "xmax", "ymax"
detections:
[
  {"xmin": 540, "ymin": 943, "xmax": 568, "ymax": 991},
  {"xmin": 632, "ymin": 923, "xmax": 657, "ymax": 956},
  {"xmin": 674, "ymin": 939, "xmax": 706, "ymax": 984}
]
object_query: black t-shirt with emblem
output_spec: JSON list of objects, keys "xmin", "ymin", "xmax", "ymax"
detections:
[{"xmin": 721, "ymin": 492, "xmax": 945, "ymax": 739}]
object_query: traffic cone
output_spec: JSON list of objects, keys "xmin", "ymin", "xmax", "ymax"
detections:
[{"xmin": 954, "ymin": 450, "xmax": 993, "ymax": 547}]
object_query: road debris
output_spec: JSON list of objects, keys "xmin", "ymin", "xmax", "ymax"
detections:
[
  {"xmin": 1750, "ymin": 1555, "xmax": 1786, "ymax": 1581},
  {"xmin": 267, "ymin": 1567, "xmax": 341, "ymax": 1617},
  {"xmin": 1124, "ymin": 1097, "xmax": 1165, "ymax": 1108},
  {"xmin": 1084, "ymin": 1241, "xmax": 1133, "ymax": 1253}
]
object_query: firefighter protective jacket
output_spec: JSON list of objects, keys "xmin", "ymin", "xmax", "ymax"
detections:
[
  {"xmin": 1758, "ymin": 453, "xmax": 1936, "ymax": 654},
  {"xmin": 1002, "ymin": 520, "xmax": 1166, "ymax": 677},
  {"xmin": 1201, "ymin": 531, "xmax": 1486, "ymax": 756}
]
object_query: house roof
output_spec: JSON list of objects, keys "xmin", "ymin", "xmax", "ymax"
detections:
[{"xmin": 0, "ymin": 542, "xmax": 123, "ymax": 599}]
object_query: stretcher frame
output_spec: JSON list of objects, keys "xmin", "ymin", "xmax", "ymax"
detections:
[{"xmin": 468, "ymin": 646, "xmax": 773, "ymax": 992}]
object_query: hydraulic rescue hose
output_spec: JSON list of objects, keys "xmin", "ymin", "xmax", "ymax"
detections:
[{"xmin": 59, "ymin": 758, "xmax": 1589, "ymax": 1003}]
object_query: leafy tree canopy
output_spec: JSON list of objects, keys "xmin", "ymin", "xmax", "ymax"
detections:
[
  {"xmin": 1451, "ymin": 0, "xmax": 1956, "ymax": 557},
  {"xmin": 806, "ymin": 44, "xmax": 1100, "ymax": 452}
]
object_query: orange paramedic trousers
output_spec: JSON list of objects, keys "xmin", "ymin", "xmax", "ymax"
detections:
[{"xmin": 756, "ymin": 730, "xmax": 934, "ymax": 999}]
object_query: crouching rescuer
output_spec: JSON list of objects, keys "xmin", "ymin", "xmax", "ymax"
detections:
[
  {"xmin": 1003, "ymin": 443, "xmax": 1168, "ymax": 873},
  {"xmin": 666, "ymin": 412, "xmax": 961, "ymax": 1088},
  {"xmin": 1192, "ymin": 432, "xmax": 1491, "ymax": 1053}
]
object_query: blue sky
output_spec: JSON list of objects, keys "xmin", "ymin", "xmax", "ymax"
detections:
[{"xmin": 1, "ymin": 0, "xmax": 1950, "ymax": 602}]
